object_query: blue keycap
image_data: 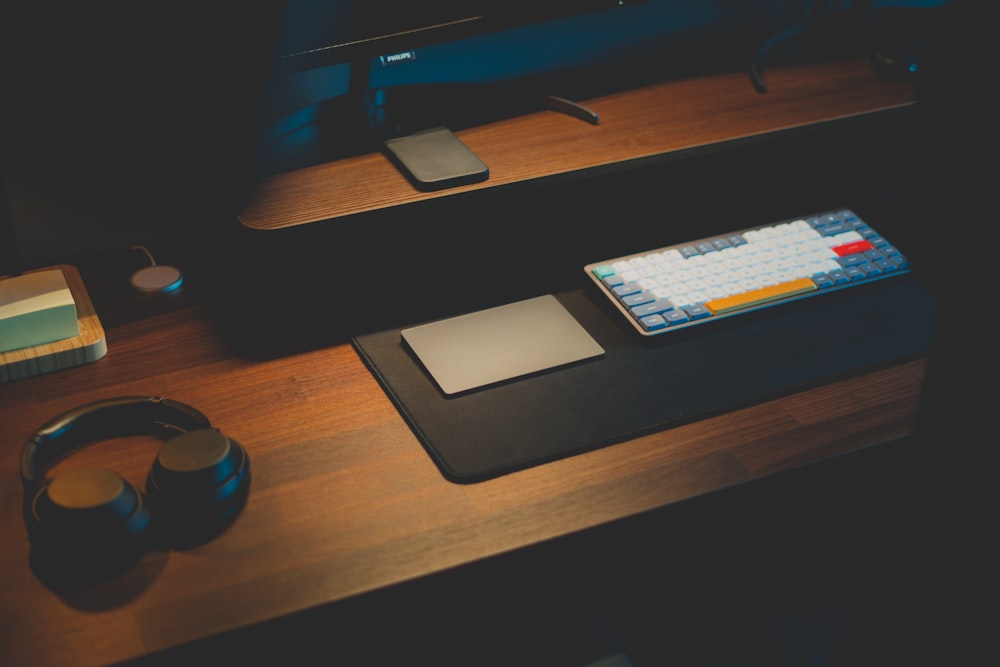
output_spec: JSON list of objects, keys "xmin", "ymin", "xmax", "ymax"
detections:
[
  {"xmin": 613, "ymin": 282, "xmax": 641, "ymax": 297},
  {"xmin": 844, "ymin": 266, "xmax": 866, "ymax": 281},
  {"xmin": 640, "ymin": 314, "xmax": 667, "ymax": 331},
  {"xmin": 631, "ymin": 299, "xmax": 674, "ymax": 318},
  {"xmin": 827, "ymin": 269, "xmax": 850, "ymax": 284},
  {"xmin": 664, "ymin": 310, "xmax": 691, "ymax": 326},
  {"xmin": 623, "ymin": 292, "xmax": 655, "ymax": 308},
  {"xmin": 859, "ymin": 261, "xmax": 881, "ymax": 276},
  {"xmin": 812, "ymin": 273, "xmax": 835, "ymax": 288},
  {"xmin": 839, "ymin": 254, "xmax": 869, "ymax": 267},
  {"xmin": 685, "ymin": 304, "xmax": 711, "ymax": 320}
]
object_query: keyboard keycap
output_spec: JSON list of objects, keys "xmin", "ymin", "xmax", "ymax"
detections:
[{"xmin": 705, "ymin": 278, "xmax": 816, "ymax": 314}]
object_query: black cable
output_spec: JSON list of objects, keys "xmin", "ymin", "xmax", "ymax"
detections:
[
  {"xmin": 748, "ymin": 20, "xmax": 808, "ymax": 93},
  {"xmin": 749, "ymin": 0, "xmax": 873, "ymax": 94}
]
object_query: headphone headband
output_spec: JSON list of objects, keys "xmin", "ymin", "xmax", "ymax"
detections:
[{"xmin": 20, "ymin": 396, "xmax": 212, "ymax": 487}]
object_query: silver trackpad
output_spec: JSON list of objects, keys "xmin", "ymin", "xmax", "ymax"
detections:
[{"xmin": 401, "ymin": 295, "xmax": 605, "ymax": 395}]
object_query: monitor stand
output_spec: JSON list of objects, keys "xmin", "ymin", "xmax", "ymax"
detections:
[{"xmin": 262, "ymin": 57, "xmax": 602, "ymax": 175}]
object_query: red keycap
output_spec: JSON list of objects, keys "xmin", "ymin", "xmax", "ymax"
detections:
[{"xmin": 832, "ymin": 239, "xmax": 874, "ymax": 256}]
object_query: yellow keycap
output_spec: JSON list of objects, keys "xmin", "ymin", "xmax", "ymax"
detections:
[{"xmin": 705, "ymin": 278, "xmax": 817, "ymax": 314}]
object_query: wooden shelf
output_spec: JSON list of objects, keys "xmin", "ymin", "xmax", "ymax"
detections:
[{"xmin": 238, "ymin": 59, "xmax": 917, "ymax": 232}]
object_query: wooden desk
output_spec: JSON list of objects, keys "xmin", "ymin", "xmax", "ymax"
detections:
[
  {"xmin": 1, "ymin": 60, "xmax": 926, "ymax": 667},
  {"xmin": 0, "ymin": 289, "xmax": 927, "ymax": 667}
]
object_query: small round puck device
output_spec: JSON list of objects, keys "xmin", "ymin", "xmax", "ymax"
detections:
[
  {"xmin": 129, "ymin": 246, "xmax": 184, "ymax": 293},
  {"xmin": 130, "ymin": 264, "xmax": 184, "ymax": 293}
]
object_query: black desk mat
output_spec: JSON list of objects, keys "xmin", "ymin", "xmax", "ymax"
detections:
[{"xmin": 353, "ymin": 277, "xmax": 936, "ymax": 483}]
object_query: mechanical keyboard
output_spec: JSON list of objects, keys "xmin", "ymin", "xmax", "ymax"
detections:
[{"xmin": 584, "ymin": 208, "xmax": 911, "ymax": 336}]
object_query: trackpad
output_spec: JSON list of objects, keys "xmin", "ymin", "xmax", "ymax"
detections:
[{"xmin": 400, "ymin": 294, "xmax": 605, "ymax": 395}]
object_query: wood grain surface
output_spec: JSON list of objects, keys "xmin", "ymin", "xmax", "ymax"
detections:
[
  {"xmin": 238, "ymin": 60, "xmax": 916, "ymax": 230},
  {"xmin": 0, "ymin": 295, "xmax": 926, "ymax": 667},
  {"xmin": 0, "ymin": 58, "xmax": 925, "ymax": 667}
]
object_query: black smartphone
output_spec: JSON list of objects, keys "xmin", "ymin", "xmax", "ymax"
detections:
[{"xmin": 384, "ymin": 127, "xmax": 489, "ymax": 192}]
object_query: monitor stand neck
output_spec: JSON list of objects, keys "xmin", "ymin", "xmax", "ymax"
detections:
[{"xmin": 270, "ymin": 59, "xmax": 604, "ymax": 171}]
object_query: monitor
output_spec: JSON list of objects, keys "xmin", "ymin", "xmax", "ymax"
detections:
[
  {"xmin": 261, "ymin": 0, "xmax": 665, "ymax": 169},
  {"xmin": 275, "ymin": 1, "xmax": 636, "ymax": 74}
]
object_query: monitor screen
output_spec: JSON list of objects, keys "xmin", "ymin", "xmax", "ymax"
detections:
[
  {"xmin": 263, "ymin": 0, "xmax": 668, "ymax": 169},
  {"xmin": 274, "ymin": 1, "xmax": 640, "ymax": 74}
]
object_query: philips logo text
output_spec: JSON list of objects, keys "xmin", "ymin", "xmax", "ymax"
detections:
[{"xmin": 379, "ymin": 51, "xmax": 417, "ymax": 66}]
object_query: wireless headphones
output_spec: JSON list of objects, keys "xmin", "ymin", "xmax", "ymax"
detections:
[{"xmin": 21, "ymin": 396, "xmax": 251, "ymax": 585}]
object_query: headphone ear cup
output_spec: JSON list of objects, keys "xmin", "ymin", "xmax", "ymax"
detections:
[
  {"xmin": 27, "ymin": 467, "xmax": 153, "ymax": 585},
  {"xmin": 146, "ymin": 428, "xmax": 251, "ymax": 548}
]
